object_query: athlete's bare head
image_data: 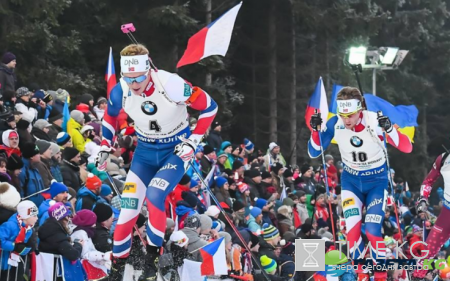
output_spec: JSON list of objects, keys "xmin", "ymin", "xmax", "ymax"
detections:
[
  {"xmin": 336, "ymin": 87, "xmax": 363, "ymax": 130},
  {"xmin": 120, "ymin": 44, "xmax": 151, "ymax": 95}
]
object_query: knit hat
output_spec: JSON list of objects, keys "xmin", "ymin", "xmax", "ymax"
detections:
[
  {"xmin": 248, "ymin": 169, "xmax": 261, "ymax": 179},
  {"xmin": 297, "ymin": 190, "xmax": 306, "ymax": 198},
  {"xmin": 72, "ymin": 209, "xmax": 97, "ymax": 226},
  {"xmin": 56, "ymin": 89, "xmax": 69, "ymax": 102},
  {"xmin": 254, "ymin": 197, "xmax": 268, "ymax": 209},
  {"xmin": 300, "ymin": 164, "xmax": 312, "ymax": 174},
  {"xmin": 325, "ymin": 155, "xmax": 334, "ymax": 162},
  {"xmin": 233, "ymin": 200, "xmax": 246, "ymax": 212},
  {"xmin": 36, "ymin": 140, "xmax": 51, "ymax": 154},
  {"xmin": 136, "ymin": 214, "xmax": 146, "ymax": 228},
  {"xmin": 48, "ymin": 108, "xmax": 63, "ymax": 123},
  {"xmin": 70, "ymin": 110, "xmax": 84, "ymax": 124},
  {"xmin": 181, "ymin": 191, "xmax": 198, "ymax": 208},
  {"xmin": 277, "ymin": 205, "xmax": 292, "ymax": 218},
  {"xmin": 238, "ymin": 182, "xmax": 249, "ymax": 193},
  {"xmin": 250, "ymin": 206, "xmax": 262, "ymax": 218},
  {"xmin": 166, "ymin": 218, "xmax": 175, "ymax": 230},
  {"xmin": 215, "ymin": 177, "xmax": 227, "ymax": 188},
  {"xmin": 2, "ymin": 130, "xmax": 18, "ymax": 148},
  {"xmin": 57, "ymin": 132, "xmax": 71, "ymax": 146},
  {"xmin": 17, "ymin": 200, "xmax": 38, "ymax": 219},
  {"xmin": 100, "ymin": 184, "xmax": 112, "ymax": 197},
  {"xmin": 48, "ymin": 201, "xmax": 70, "ymax": 221},
  {"xmin": 211, "ymin": 121, "xmax": 220, "ymax": 130},
  {"xmin": 49, "ymin": 180, "xmax": 69, "ymax": 199},
  {"xmin": 261, "ymin": 171, "xmax": 272, "ymax": 180},
  {"xmin": 190, "ymin": 179, "xmax": 199, "ymax": 189},
  {"xmin": 0, "ymin": 182, "xmax": 21, "ymax": 210},
  {"xmin": 269, "ymin": 142, "xmax": 279, "ymax": 151},
  {"xmin": 243, "ymin": 138, "xmax": 254, "ymax": 152},
  {"xmin": 283, "ymin": 168, "xmax": 294, "ymax": 178},
  {"xmin": 80, "ymin": 93, "xmax": 94, "ymax": 105},
  {"xmin": 205, "ymin": 206, "xmax": 220, "ymax": 217},
  {"xmin": 316, "ymin": 194, "xmax": 325, "ymax": 201},
  {"xmin": 16, "ymin": 87, "xmax": 31, "ymax": 98},
  {"xmin": 282, "ymin": 198, "xmax": 295, "ymax": 207},
  {"xmin": 260, "ymin": 255, "xmax": 277, "ymax": 274},
  {"xmin": 199, "ymin": 214, "xmax": 213, "ymax": 232},
  {"xmin": 63, "ymin": 147, "xmax": 79, "ymax": 161},
  {"xmin": 7, "ymin": 154, "xmax": 23, "ymax": 171},
  {"xmin": 34, "ymin": 119, "xmax": 52, "ymax": 130},
  {"xmin": 97, "ymin": 97, "xmax": 107, "ymax": 105},
  {"xmin": 271, "ymin": 162, "xmax": 285, "ymax": 175},
  {"xmin": 93, "ymin": 203, "xmax": 113, "ymax": 223},
  {"xmin": 1, "ymin": 52, "xmax": 16, "ymax": 65},
  {"xmin": 86, "ymin": 173, "xmax": 102, "ymax": 190},
  {"xmin": 319, "ymin": 229, "xmax": 333, "ymax": 240},
  {"xmin": 170, "ymin": 230, "xmax": 189, "ymax": 247},
  {"xmin": 221, "ymin": 141, "xmax": 232, "ymax": 151},
  {"xmin": 203, "ymin": 145, "xmax": 215, "ymax": 155},
  {"xmin": 179, "ymin": 174, "xmax": 191, "ymax": 185},
  {"xmin": 22, "ymin": 142, "xmax": 40, "ymax": 158},
  {"xmin": 412, "ymin": 224, "xmax": 422, "ymax": 233},
  {"xmin": 232, "ymin": 160, "xmax": 244, "ymax": 171},
  {"xmin": 49, "ymin": 142, "xmax": 60, "ymax": 158},
  {"xmin": 184, "ymin": 214, "xmax": 201, "ymax": 229},
  {"xmin": 217, "ymin": 151, "xmax": 228, "ymax": 159},
  {"xmin": 262, "ymin": 223, "xmax": 280, "ymax": 240}
]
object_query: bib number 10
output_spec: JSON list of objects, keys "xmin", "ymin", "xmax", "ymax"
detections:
[{"xmin": 352, "ymin": 151, "xmax": 367, "ymax": 162}]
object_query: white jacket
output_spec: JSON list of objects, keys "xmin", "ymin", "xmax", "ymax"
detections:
[
  {"xmin": 15, "ymin": 103, "xmax": 37, "ymax": 123},
  {"xmin": 93, "ymin": 106, "xmax": 104, "ymax": 121},
  {"xmin": 71, "ymin": 229, "xmax": 111, "ymax": 273}
]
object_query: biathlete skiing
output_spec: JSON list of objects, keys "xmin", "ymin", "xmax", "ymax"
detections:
[
  {"xmin": 308, "ymin": 87, "xmax": 412, "ymax": 281},
  {"xmin": 95, "ymin": 43, "xmax": 217, "ymax": 281}
]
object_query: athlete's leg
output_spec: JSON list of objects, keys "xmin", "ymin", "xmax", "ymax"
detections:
[{"xmin": 413, "ymin": 206, "xmax": 450, "ymax": 278}]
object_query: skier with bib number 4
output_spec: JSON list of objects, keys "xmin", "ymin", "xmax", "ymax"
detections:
[
  {"xmin": 95, "ymin": 44, "xmax": 217, "ymax": 281},
  {"xmin": 307, "ymin": 87, "xmax": 412, "ymax": 281}
]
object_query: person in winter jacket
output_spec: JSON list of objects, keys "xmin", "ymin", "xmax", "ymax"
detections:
[
  {"xmin": 247, "ymin": 207, "xmax": 263, "ymax": 233},
  {"xmin": 57, "ymin": 132, "xmax": 73, "ymax": 149},
  {"xmin": 263, "ymin": 142, "xmax": 287, "ymax": 171},
  {"xmin": 93, "ymin": 97, "xmax": 107, "ymax": 121},
  {"xmin": 31, "ymin": 119, "xmax": 52, "ymax": 141},
  {"xmin": 0, "ymin": 129, "xmax": 21, "ymax": 159},
  {"xmin": 175, "ymin": 191, "xmax": 199, "ymax": 229},
  {"xmin": 168, "ymin": 230, "xmax": 195, "ymax": 269},
  {"xmin": 34, "ymin": 140, "xmax": 55, "ymax": 188},
  {"xmin": 314, "ymin": 194, "xmax": 329, "ymax": 229},
  {"xmin": 0, "ymin": 182, "xmax": 21, "ymax": 225},
  {"xmin": 76, "ymin": 93, "xmax": 97, "ymax": 120},
  {"xmin": 71, "ymin": 209, "xmax": 111, "ymax": 276},
  {"xmin": 0, "ymin": 200, "xmax": 38, "ymax": 281},
  {"xmin": 294, "ymin": 191, "xmax": 309, "ymax": 226},
  {"xmin": 230, "ymin": 229, "xmax": 259, "ymax": 280},
  {"xmin": 47, "ymin": 108, "xmax": 63, "ymax": 142},
  {"xmin": 76, "ymin": 173, "xmax": 102, "ymax": 211},
  {"xmin": 0, "ymin": 113, "xmax": 16, "ymax": 142},
  {"xmin": 405, "ymin": 225, "xmax": 426, "ymax": 259},
  {"xmin": 0, "ymin": 52, "xmax": 16, "ymax": 93},
  {"xmin": 277, "ymin": 205, "xmax": 295, "ymax": 238},
  {"xmin": 181, "ymin": 215, "xmax": 208, "ymax": 262},
  {"xmin": 6, "ymin": 154, "xmax": 23, "ymax": 192},
  {"xmin": 38, "ymin": 181, "xmax": 69, "ymax": 226},
  {"xmin": 2, "ymin": 90, "xmax": 17, "ymax": 114},
  {"xmin": 165, "ymin": 174, "xmax": 192, "ymax": 220},
  {"xmin": 259, "ymin": 224, "xmax": 281, "ymax": 262},
  {"xmin": 206, "ymin": 121, "xmax": 223, "ymax": 152},
  {"xmin": 47, "ymin": 142, "xmax": 63, "ymax": 182},
  {"xmin": 106, "ymin": 144, "xmax": 126, "ymax": 177},
  {"xmin": 61, "ymin": 147, "xmax": 82, "ymax": 191},
  {"xmin": 15, "ymin": 87, "xmax": 38, "ymax": 123},
  {"xmin": 67, "ymin": 110, "xmax": 86, "ymax": 152},
  {"xmin": 214, "ymin": 176, "xmax": 233, "ymax": 209},
  {"xmin": 92, "ymin": 203, "xmax": 114, "ymax": 253},
  {"xmin": 19, "ymin": 143, "xmax": 46, "ymax": 206}
]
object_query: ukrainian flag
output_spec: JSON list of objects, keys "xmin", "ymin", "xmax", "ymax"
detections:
[{"xmin": 328, "ymin": 84, "xmax": 418, "ymax": 142}]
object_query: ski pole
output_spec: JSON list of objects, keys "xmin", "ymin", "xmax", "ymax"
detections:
[
  {"xmin": 315, "ymin": 110, "xmax": 337, "ymax": 241},
  {"xmin": 377, "ymin": 110, "xmax": 403, "ymax": 243},
  {"xmin": 21, "ymin": 188, "xmax": 50, "ymax": 201},
  {"xmin": 188, "ymin": 161, "xmax": 272, "ymax": 281},
  {"xmin": 104, "ymin": 171, "xmax": 148, "ymax": 248}
]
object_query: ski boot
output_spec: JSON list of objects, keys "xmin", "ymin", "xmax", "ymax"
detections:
[
  {"xmin": 139, "ymin": 245, "xmax": 160, "ymax": 281},
  {"xmin": 109, "ymin": 257, "xmax": 127, "ymax": 281}
]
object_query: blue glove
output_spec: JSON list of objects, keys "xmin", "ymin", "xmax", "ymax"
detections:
[{"xmin": 13, "ymin": 243, "xmax": 31, "ymax": 255}]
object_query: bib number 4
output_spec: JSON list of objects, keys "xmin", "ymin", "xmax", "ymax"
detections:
[
  {"xmin": 149, "ymin": 120, "xmax": 161, "ymax": 132},
  {"xmin": 352, "ymin": 151, "xmax": 367, "ymax": 162}
]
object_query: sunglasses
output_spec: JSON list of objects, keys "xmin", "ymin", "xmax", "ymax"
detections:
[
  {"xmin": 122, "ymin": 71, "xmax": 149, "ymax": 84},
  {"xmin": 337, "ymin": 111, "xmax": 359, "ymax": 118}
]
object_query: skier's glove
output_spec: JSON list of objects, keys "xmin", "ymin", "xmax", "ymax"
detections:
[
  {"xmin": 95, "ymin": 145, "xmax": 111, "ymax": 171},
  {"xmin": 377, "ymin": 114, "xmax": 393, "ymax": 133},
  {"xmin": 174, "ymin": 137, "xmax": 196, "ymax": 163},
  {"xmin": 310, "ymin": 113, "xmax": 322, "ymax": 131},
  {"xmin": 13, "ymin": 243, "xmax": 31, "ymax": 256},
  {"xmin": 416, "ymin": 197, "xmax": 428, "ymax": 213}
]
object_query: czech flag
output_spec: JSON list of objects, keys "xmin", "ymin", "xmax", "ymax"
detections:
[
  {"xmin": 199, "ymin": 237, "xmax": 228, "ymax": 276},
  {"xmin": 305, "ymin": 77, "xmax": 329, "ymax": 132},
  {"xmin": 105, "ymin": 47, "xmax": 117, "ymax": 98},
  {"xmin": 177, "ymin": 2, "xmax": 243, "ymax": 68}
]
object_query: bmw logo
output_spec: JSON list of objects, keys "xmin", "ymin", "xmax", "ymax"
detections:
[
  {"xmin": 350, "ymin": 136, "xmax": 363, "ymax": 147},
  {"xmin": 141, "ymin": 101, "xmax": 158, "ymax": 115}
]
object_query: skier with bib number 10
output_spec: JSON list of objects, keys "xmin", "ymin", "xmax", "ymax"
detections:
[
  {"xmin": 95, "ymin": 44, "xmax": 217, "ymax": 281},
  {"xmin": 307, "ymin": 87, "xmax": 412, "ymax": 281}
]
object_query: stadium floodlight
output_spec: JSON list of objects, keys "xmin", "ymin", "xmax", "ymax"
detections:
[
  {"xmin": 348, "ymin": 47, "xmax": 367, "ymax": 66},
  {"xmin": 381, "ymin": 47, "xmax": 399, "ymax": 65}
]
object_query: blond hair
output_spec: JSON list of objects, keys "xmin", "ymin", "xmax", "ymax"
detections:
[
  {"xmin": 336, "ymin": 87, "xmax": 363, "ymax": 102},
  {"xmin": 120, "ymin": 44, "xmax": 149, "ymax": 56}
]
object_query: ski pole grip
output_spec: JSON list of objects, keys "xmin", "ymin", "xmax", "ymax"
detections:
[{"xmin": 121, "ymin": 23, "xmax": 136, "ymax": 33}]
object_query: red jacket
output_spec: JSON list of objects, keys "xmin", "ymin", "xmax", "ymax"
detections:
[
  {"xmin": 406, "ymin": 234, "xmax": 426, "ymax": 259},
  {"xmin": 315, "ymin": 203, "xmax": 329, "ymax": 223},
  {"xmin": 165, "ymin": 184, "xmax": 190, "ymax": 219}
]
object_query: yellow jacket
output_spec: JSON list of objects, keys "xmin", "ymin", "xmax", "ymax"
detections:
[{"xmin": 67, "ymin": 118, "xmax": 90, "ymax": 153}]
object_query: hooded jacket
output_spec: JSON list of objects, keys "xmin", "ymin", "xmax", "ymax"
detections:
[
  {"xmin": 0, "ymin": 63, "xmax": 16, "ymax": 93},
  {"xmin": 246, "ymin": 214, "xmax": 262, "ymax": 233},
  {"xmin": 67, "ymin": 118, "xmax": 88, "ymax": 153},
  {"xmin": 15, "ymin": 99, "xmax": 38, "ymax": 123},
  {"xmin": 19, "ymin": 158, "xmax": 46, "ymax": 206},
  {"xmin": 75, "ymin": 186, "xmax": 99, "ymax": 211}
]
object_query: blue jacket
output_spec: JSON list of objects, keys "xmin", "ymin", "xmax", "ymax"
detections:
[
  {"xmin": 75, "ymin": 186, "xmax": 99, "ymax": 211},
  {"xmin": 19, "ymin": 158, "xmax": 46, "ymax": 207},
  {"xmin": 247, "ymin": 215, "xmax": 262, "ymax": 233},
  {"xmin": 38, "ymin": 199, "xmax": 72, "ymax": 226},
  {"xmin": 0, "ymin": 214, "xmax": 34, "ymax": 270},
  {"xmin": 175, "ymin": 204, "xmax": 197, "ymax": 218},
  {"xmin": 50, "ymin": 161, "xmax": 63, "ymax": 183}
]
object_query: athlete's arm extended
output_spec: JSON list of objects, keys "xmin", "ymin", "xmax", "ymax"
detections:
[
  {"xmin": 308, "ymin": 116, "xmax": 337, "ymax": 158},
  {"xmin": 420, "ymin": 153, "xmax": 445, "ymax": 199},
  {"xmin": 376, "ymin": 125, "xmax": 412, "ymax": 153},
  {"xmin": 101, "ymin": 83, "xmax": 123, "ymax": 146}
]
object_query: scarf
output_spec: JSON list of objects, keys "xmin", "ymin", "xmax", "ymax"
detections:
[
  {"xmin": 74, "ymin": 225, "xmax": 95, "ymax": 238},
  {"xmin": 15, "ymin": 215, "xmax": 32, "ymax": 243}
]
